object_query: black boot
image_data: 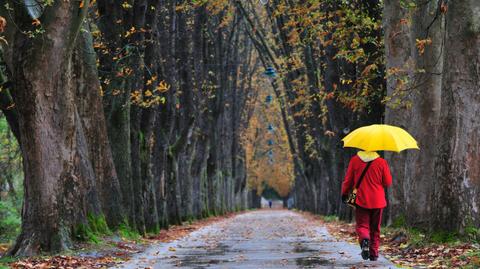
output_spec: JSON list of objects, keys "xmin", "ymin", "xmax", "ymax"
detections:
[
  {"xmin": 369, "ymin": 256, "xmax": 378, "ymax": 261},
  {"xmin": 360, "ymin": 239, "xmax": 369, "ymax": 260}
]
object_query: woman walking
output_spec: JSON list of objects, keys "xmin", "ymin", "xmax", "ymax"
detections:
[{"xmin": 341, "ymin": 151, "xmax": 392, "ymax": 261}]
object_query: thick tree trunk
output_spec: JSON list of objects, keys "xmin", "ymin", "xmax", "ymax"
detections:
[
  {"xmin": 383, "ymin": 0, "xmax": 443, "ymax": 227},
  {"xmin": 8, "ymin": 1, "xmax": 95, "ymax": 256},
  {"xmin": 74, "ymin": 25, "xmax": 124, "ymax": 228},
  {"xmin": 433, "ymin": 0, "xmax": 480, "ymax": 231},
  {"xmin": 97, "ymin": 0, "xmax": 136, "ymax": 229}
]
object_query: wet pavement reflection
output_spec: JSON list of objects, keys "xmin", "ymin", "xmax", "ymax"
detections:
[{"xmin": 114, "ymin": 210, "xmax": 395, "ymax": 269}]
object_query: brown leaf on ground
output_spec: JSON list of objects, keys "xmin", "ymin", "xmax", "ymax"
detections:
[
  {"xmin": 11, "ymin": 256, "xmax": 119, "ymax": 269},
  {"xmin": 296, "ymin": 210, "xmax": 478, "ymax": 269},
  {"xmin": 147, "ymin": 212, "xmax": 242, "ymax": 243},
  {"xmin": 8, "ymin": 211, "xmax": 245, "ymax": 269}
]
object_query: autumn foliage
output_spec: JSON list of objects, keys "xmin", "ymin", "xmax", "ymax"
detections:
[{"xmin": 242, "ymin": 73, "xmax": 294, "ymax": 198}]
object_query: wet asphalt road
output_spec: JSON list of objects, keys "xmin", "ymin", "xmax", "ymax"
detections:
[{"xmin": 114, "ymin": 210, "xmax": 397, "ymax": 269}]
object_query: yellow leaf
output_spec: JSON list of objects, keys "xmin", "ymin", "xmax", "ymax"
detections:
[
  {"xmin": 175, "ymin": 5, "xmax": 184, "ymax": 12},
  {"xmin": 156, "ymin": 81, "xmax": 170, "ymax": 93},
  {"xmin": 122, "ymin": 2, "xmax": 132, "ymax": 9}
]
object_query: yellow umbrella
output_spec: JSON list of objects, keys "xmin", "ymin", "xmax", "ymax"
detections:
[{"xmin": 342, "ymin": 124, "xmax": 419, "ymax": 152}]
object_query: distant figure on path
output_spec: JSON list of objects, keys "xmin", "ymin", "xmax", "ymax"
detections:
[
  {"xmin": 268, "ymin": 200, "xmax": 272, "ymax": 208},
  {"xmin": 341, "ymin": 151, "xmax": 392, "ymax": 261}
]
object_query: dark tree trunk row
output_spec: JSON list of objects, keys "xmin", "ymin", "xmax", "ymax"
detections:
[
  {"xmin": 0, "ymin": 0, "xmax": 258, "ymax": 255},
  {"xmin": 237, "ymin": 0, "xmax": 384, "ymax": 218},
  {"xmin": 93, "ymin": 0, "xmax": 257, "ymax": 231},
  {"xmin": 3, "ymin": 0, "xmax": 478, "ymax": 257},
  {"xmin": 241, "ymin": 0, "xmax": 479, "ymax": 233}
]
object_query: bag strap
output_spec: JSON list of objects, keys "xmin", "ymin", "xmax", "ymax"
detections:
[{"xmin": 354, "ymin": 160, "xmax": 373, "ymax": 189}]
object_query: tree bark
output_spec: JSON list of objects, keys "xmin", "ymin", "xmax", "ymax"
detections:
[
  {"xmin": 97, "ymin": 0, "xmax": 137, "ymax": 229},
  {"xmin": 434, "ymin": 0, "xmax": 480, "ymax": 231},
  {"xmin": 74, "ymin": 24, "xmax": 124, "ymax": 228},
  {"xmin": 383, "ymin": 0, "xmax": 443, "ymax": 227},
  {"xmin": 8, "ymin": 0, "xmax": 96, "ymax": 256}
]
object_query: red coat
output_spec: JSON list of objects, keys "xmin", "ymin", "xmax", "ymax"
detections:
[{"xmin": 341, "ymin": 155, "xmax": 392, "ymax": 209}]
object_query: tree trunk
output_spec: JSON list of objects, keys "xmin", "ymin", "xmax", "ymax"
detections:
[
  {"xmin": 96, "ymin": 0, "xmax": 136, "ymax": 229},
  {"xmin": 434, "ymin": 0, "xmax": 480, "ymax": 231},
  {"xmin": 8, "ymin": 1, "xmax": 95, "ymax": 255},
  {"xmin": 74, "ymin": 24, "xmax": 124, "ymax": 228},
  {"xmin": 250, "ymin": 190, "xmax": 262, "ymax": 209},
  {"xmin": 383, "ymin": 0, "xmax": 443, "ymax": 227}
]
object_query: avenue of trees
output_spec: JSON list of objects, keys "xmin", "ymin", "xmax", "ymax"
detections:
[
  {"xmin": 0, "ymin": 0, "xmax": 479, "ymax": 257},
  {"xmin": 238, "ymin": 0, "xmax": 480, "ymax": 234},
  {"xmin": 0, "ymin": 0, "xmax": 260, "ymax": 256}
]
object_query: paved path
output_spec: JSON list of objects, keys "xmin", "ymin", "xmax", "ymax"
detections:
[{"xmin": 114, "ymin": 210, "xmax": 396, "ymax": 269}]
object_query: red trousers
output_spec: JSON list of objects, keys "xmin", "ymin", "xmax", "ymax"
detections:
[{"xmin": 355, "ymin": 206, "xmax": 383, "ymax": 258}]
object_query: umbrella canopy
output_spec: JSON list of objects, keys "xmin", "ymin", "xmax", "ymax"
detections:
[{"xmin": 342, "ymin": 124, "xmax": 419, "ymax": 152}]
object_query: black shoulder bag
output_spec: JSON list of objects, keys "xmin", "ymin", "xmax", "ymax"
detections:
[{"xmin": 346, "ymin": 161, "xmax": 373, "ymax": 208}]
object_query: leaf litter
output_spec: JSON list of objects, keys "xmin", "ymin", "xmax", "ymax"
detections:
[
  {"xmin": 298, "ymin": 211, "xmax": 479, "ymax": 269},
  {"xmin": 6, "ymin": 212, "xmax": 244, "ymax": 269}
]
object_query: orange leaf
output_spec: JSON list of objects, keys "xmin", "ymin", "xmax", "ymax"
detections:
[{"xmin": 440, "ymin": 2, "xmax": 448, "ymax": 13}]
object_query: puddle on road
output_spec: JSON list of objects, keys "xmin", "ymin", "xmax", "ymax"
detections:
[
  {"xmin": 292, "ymin": 243, "xmax": 318, "ymax": 253},
  {"xmin": 295, "ymin": 256, "xmax": 333, "ymax": 267},
  {"xmin": 292, "ymin": 242, "xmax": 338, "ymax": 268},
  {"xmin": 291, "ymin": 242, "xmax": 332, "ymax": 255},
  {"xmin": 295, "ymin": 256, "xmax": 371, "ymax": 269},
  {"xmin": 175, "ymin": 257, "xmax": 230, "ymax": 268},
  {"xmin": 169, "ymin": 242, "xmax": 236, "ymax": 268}
]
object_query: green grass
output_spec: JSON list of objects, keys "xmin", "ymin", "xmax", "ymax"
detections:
[
  {"xmin": 391, "ymin": 215, "xmax": 407, "ymax": 228},
  {"xmin": 0, "ymin": 256, "xmax": 18, "ymax": 269},
  {"xmin": 321, "ymin": 215, "xmax": 339, "ymax": 222},
  {"xmin": 74, "ymin": 223, "xmax": 101, "ymax": 244},
  {"xmin": 0, "ymin": 200, "xmax": 21, "ymax": 243},
  {"xmin": 383, "ymin": 226, "xmax": 426, "ymax": 246},
  {"xmin": 385, "ymin": 215, "xmax": 478, "ymax": 246},
  {"xmin": 318, "ymin": 213, "xmax": 477, "ymax": 246},
  {"xmin": 118, "ymin": 223, "xmax": 140, "ymax": 240},
  {"xmin": 87, "ymin": 214, "xmax": 111, "ymax": 236},
  {"xmin": 465, "ymin": 225, "xmax": 480, "ymax": 242},
  {"xmin": 0, "ymin": 256, "xmax": 16, "ymax": 263},
  {"xmin": 73, "ymin": 214, "xmax": 113, "ymax": 244},
  {"xmin": 382, "ymin": 225, "xmax": 479, "ymax": 247},
  {"xmin": 429, "ymin": 230, "xmax": 458, "ymax": 244}
]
